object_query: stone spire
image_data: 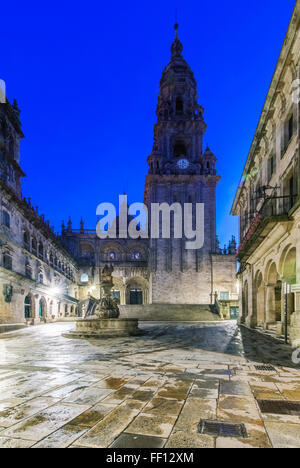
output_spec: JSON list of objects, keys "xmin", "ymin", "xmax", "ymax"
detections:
[
  {"xmin": 171, "ymin": 23, "xmax": 183, "ymax": 58},
  {"xmin": 80, "ymin": 217, "xmax": 84, "ymax": 234}
]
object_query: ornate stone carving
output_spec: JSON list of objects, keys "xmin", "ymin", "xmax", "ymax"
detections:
[{"xmin": 3, "ymin": 284, "xmax": 13, "ymax": 303}]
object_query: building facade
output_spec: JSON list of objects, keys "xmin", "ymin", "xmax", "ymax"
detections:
[
  {"xmin": 232, "ymin": 1, "xmax": 300, "ymax": 346},
  {"xmin": 0, "ymin": 101, "xmax": 79, "ymax": 328},
  {"xmin": 0, "ymin": 27, "xmax": 237, "ymax": 327}
]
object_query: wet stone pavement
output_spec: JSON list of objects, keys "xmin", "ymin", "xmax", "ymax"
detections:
[{"xmin": 0, "ymin": 321, "xmax": 299, "ymax": 448}]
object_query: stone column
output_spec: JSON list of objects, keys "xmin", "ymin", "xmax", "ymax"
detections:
[
  {"xmin": 245, "ymin": 269, "xmax": 256, "ymax": 328},
  {"xmin": 265, "ymin": 284, "xmax": 276, "ymax": 325},
  {"xmin": 290, "ymin": 285, "xmax": 300, "ymax": 347},
  {"xmin": 290, "ymin": 237, "xmax": 300, "ymax": 347}
]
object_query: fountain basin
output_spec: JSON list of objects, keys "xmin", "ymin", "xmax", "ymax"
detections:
[{"xmin": 63, "ymin": 318, "xmax": 141, "ymax": 339}]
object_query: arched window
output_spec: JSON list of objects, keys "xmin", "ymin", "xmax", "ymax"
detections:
[
  {"xmin": 176, "ymin": 97, "xmax": 183, "ymax": 115},
  {"xmin": 132, "ymin": 251, "xmax": 141, "ymax": 261},
  {"xmin": 174, "ymin": 141, "xmax": 187, "ymax": 158},
  {"xmin": 81, "ymin": 273, "xmax": 89, "ymax": 283},
  {"xmin": 49, "ymin": 253, "xmax": 54, "ymax": 267},
  {"xmin": 32, "ymin": 237, "xmax": 37, "ymax": 255},
  {"xmin": 38, "ymin": 242, "xmax": 44, "ymax": 260},
  {"xmin": 2, "ymin": 210, "xmax": 10, "ymax": 228},
  {"xmin": 109, "ymin": 251, "xmax": 116, "ymax": 261},
  {"xmin": 38, "ymin": 272, "xmax": 44, "ymax": 284},
  {"xmin": 23, "ymin": 231, "xmax": 30, "ymax": 249}
]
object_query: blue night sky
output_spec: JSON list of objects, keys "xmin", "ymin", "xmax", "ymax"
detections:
[{"xmin": 1, "ymin": 0, "xmax": 296, "ymax": 246}]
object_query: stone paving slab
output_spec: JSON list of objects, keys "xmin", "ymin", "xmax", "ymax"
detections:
[{"xmin": 0, "ymin": 322, "xmax": 299, "ymax": 448}]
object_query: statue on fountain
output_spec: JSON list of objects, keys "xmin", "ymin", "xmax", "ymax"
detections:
[
  {"xmin": 63, "ymin": 263, "xmax": 139, "ymax": 339},
  {"xmin": 83, "ymin": 264, "xmax": 120, "ymax": 319}
]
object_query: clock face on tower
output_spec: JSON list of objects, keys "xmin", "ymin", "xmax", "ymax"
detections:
[{"xmin": 177, "ymin": 159, "xmax": 189, "ymax": 169}]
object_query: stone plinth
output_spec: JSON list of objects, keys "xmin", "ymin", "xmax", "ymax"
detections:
[{"xmin": 63, "ymin": 318, "xmax": 140, "ymax": 339}]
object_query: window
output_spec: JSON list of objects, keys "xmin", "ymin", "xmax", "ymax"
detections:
[
  {"xmin": 268, "ymin": 154, "xmax": 276, "ymax": 181},
  {"xmin": 109, "ymin": 251, "xmax": 116, "ymax": 261},
  {"xmin": 282, "ymin": 114, "xmax": 294, "ymax": 157},
  {"xmin": 24, "ymin": 295, "xmax": 32, "ymax": 319},
  {"xmin": 174, "ymin": 141, "xmax": 187, "ymax": 158},
  {"xmin": 288, "ymin": 114, "xmax": 294, "ymax": 142},
  {"xmin": 23, "ymin": 231, "xmax": 30, "ymax": 249},
  {"xmin": 2, "ymin": 210, "xmax": 10, "ymax": 228},
  {"xmin": 176, "ymin": 97, "xmax": 183, "ymax": 115},
  {"xmin": 289, "ymin": 176, "xmax": 295, "ymax": 210},
  {"xmin": 38, "ymin": 273, "xmax": 44, "ymax": 284},
  {"xmin": 49, "ymin": 253, "xmax": 54, "ymax": 267},
  {"xmin": 3, "ymin": 252, "xmax": 12, "ymax": 270},
  {"xmin": 32, "ymin": 238, "xmax": 37, "ymax": 255},
  {"xmin": 38, "ymin": 242, "xmax": 44, "ymax": 260},
  {"xmin": 132, "ymin": 251, "xmax": 141, "ymax": 260},
  {"xmin": 81, "ymin": 273, "xmax": 89, "ymax": 283},
  {"xmin": 25, "ymin": 263, "xmax": 32, "ymax": 279},
  {"xmin": 220, "ymin": 291, "xmax": 229, "ymax": 301}
]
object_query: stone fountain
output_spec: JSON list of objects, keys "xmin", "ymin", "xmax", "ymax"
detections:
[{"xmin": 63, "ymin": 265, "xmax": 140, "ymax": 339}]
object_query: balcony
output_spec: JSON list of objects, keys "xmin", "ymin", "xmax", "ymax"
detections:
[{"xmin": 237, "ymin": 195, "xmax": 295, "ymax": 261}]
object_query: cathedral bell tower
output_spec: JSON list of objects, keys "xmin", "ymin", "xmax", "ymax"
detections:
[{"xmin": 144, "ymin": 25, "xmax": 221, "ymax": 305}]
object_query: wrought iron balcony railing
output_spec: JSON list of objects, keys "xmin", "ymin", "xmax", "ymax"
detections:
[{"xmin": 238, "ymin": 194, "xmax": 296, "ymax": 261}]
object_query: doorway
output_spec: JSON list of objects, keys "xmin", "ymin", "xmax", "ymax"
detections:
[{"xmin": 130, "ymin": 289, "xmax": 143, "ymax": 305}]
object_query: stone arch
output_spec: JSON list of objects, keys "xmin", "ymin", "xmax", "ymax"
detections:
[
  {"xmin": 282, "ymin": 247, "xmax": 296, "ymax": 284},
  {"xmin": 265, "ymin": 262, "xmax": 282, "ymax": 324},
  {"xmin": 100, "ymin": 241, "xmax": 124, "ymax": 262},
  {"xmin": 127, "ymin": 242, "xmax": 148, "ymax": 262},
  {"xmin": 79, "ymin": 242, "xmax": 95, "ymax": 262},
  {"xmin": 278, "ymin": 244, "xmax": 293, "ymax": 277},
  {"xmin": 125, "ymin": 277, "xmax": 149, "ymax": 305},
  {"xmin": 255, "ymin": 270, "xmax": 265, "ymax": 325},
  {"xmin": 39, "ymin": 297, "xmax": 47, "ymax": 319},
  {"xmin": 281, "ymin": 246, "xmax": 296, "ymax": 324}
]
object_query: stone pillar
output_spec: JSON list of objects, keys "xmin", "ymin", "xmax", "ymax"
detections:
[
  {"xmin": 245, "ymin": 269, "xmax": 256, "ymax": 328},
  {"xmin": 33, "ymin": 295, "xmax": 40, "ymax": 325},
  {"xmin": 265, "ymin": 284, "xmax": 276, "ymax": 325},
  {"xmin": 290, "ymin": 238, "xmax": 300, "ymax": 347},
  {"xmin": 290, "ymin": 285, "xmax": 300, "ymax": 347}
]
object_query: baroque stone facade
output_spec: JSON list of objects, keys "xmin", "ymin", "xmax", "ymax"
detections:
[
  {"xmin": 0, "ymin": 27, "xmax": 237, "ymax": 326},
  {"xmin": 232, "ymin": 1, "xmax": 300, "ymax": 346},
  {"xmin": 0, "ymin": 102, "xmax": 78, "ymax": 326}
]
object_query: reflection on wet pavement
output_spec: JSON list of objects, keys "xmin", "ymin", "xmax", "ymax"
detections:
[{"xmin": 0, "ymin": 321, "xmax": 299, "ymax": 448}]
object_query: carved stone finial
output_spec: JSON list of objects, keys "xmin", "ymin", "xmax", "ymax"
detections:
[{"xmin": 171, "ymin": 24, "xmax": 183, "ymax": 58}]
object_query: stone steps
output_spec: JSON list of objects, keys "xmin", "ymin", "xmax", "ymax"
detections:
[{"xmin": 119, "ymin": 304, "xmax": 223, "ymax": 322}]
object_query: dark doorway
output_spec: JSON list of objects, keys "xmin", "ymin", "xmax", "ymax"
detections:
[{"xmin": 130, "ymin": 289, "xmax": 143, "ymax": 305}]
